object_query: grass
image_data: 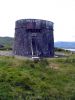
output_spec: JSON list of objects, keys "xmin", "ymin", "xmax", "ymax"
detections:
[{"xmin": 0, "ymin": 55, "xmax": 75, "ymax": 99}]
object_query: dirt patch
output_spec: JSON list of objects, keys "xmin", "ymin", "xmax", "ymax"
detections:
[
  {"xmin": 0, "ymin": 51, "xmax": 13, "ymax": 56},
  {"xmin": 48, "ymin": 63, "xmax": 60, "ymax": 70}
]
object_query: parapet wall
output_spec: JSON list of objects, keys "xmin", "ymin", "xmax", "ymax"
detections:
[{"xmin": 15, "ymin": 19, "xmax": 53, "ymax": 29}]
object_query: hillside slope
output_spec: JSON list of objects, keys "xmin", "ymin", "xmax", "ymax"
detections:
[
  {"xmin": 0, "ymin": 37, "xmax": 14, "ymax": 47},
  {"xmin": 0, "ymin": 56, "xmax": 75, "ymax": 99},
  {"xmin": 0, "ymin": 37, "xmax": 75, "ymax": 49}
]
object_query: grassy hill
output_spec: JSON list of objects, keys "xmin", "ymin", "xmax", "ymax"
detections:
[
  {"xmin": 0, "ymin": 37, "xmax": 14, "ymax": 48},
  {"xmin": 0, "ymin": 37, "xmax": 75, "ymax": 49},
  {"xmin": 0, "ymin": 55, "xmax": 75, "ymax": 99}
]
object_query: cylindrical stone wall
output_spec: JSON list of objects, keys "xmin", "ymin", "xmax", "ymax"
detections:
[{"xmin": 14, "ymin": 19, "xmax": 54, "ymax": 57}]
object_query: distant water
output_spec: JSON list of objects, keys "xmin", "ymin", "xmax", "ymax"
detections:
[{"xmin": 65, "ymin": 49, "xmax": 75, "ymax": 52}]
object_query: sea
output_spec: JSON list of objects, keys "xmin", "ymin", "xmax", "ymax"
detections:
[{"xmin": 64, "ymin": 49, "xmax": 75, "ymax": 52}]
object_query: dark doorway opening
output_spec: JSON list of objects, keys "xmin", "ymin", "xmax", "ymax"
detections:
[{"xmin": 31, "ymin": 36, "xmax": 37, "ymax": 56}]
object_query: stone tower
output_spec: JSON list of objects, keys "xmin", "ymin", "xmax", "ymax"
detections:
[{"xmin": 14, "ymin": 19, "xmax": 54, "ymax": 57}]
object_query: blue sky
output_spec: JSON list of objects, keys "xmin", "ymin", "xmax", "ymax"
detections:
[{"xmin": 0, "ymin": 0, "xmax": 75, "ymax": 41}]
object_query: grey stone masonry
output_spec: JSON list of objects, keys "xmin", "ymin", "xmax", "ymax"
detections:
[{"xmin": 13, "ymin": 19, "xmax": 54, "ymax": 57}]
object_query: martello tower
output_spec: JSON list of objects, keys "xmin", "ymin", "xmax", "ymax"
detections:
[{"xmin": 14, "ymin": 19, "xmax": 54, "ymax": 57}]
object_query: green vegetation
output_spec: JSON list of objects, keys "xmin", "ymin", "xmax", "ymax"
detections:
[
  {"xmin": 0, "ymin": 55, "xmax": 75, "ymax": 99},
  {"xmin": 0, "ymin": 46, "xmax": 12, "ymax": 51},
  {"xmin": 0, "ymin": 37, "xmax": 14, "ymax": 50},
  {"xmin": 55, "ymin": 47, "xmax": 70, "ymax": 53}
]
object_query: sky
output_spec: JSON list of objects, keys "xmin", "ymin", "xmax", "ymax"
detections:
[{"xmin": 0, "ymin": 0, "xmax": 75, "ymax": 42}]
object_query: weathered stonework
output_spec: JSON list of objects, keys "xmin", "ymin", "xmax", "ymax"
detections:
[{"xmin": 14, "ymin": 19, "xmax": 54, "ymax": 57}]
